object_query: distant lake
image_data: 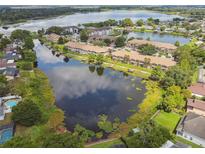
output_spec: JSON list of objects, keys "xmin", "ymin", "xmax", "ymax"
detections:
[
  {"xmin": 1, "ymin": 10, "xmax": 182, "ymax": 34},
  {"xmin": 128, "ymin": 32, "xmax": 190, "ymax": 44},
  {"xmin": 34, "ymin": 39, "xmax": 146, "ymax": 130}
]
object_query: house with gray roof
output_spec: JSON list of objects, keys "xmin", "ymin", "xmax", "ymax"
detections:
[{"xmin": 176, "ymin": 112, "xmax": 205, "ymax": 147}]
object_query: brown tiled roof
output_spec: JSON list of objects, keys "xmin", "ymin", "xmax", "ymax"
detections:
[
  {"xmin": 188, "ymin": 83, "xmax": 205, "ymax": 96},
  {"xmin": 111, "ymin": 50, "xmax": 176, "ymax": 67},
  {"xmin": 187, "ymin": 99, "xmax": 205, "ymax": 111},
  {"xmin": 127, "ymin": 39, "xmax": 177, "ymax": 50},
  {"xmin": 65, "ymin": 42, "xmax": 109, "ymax": 53},
  {"xmin": 47, "ymin": 33, "xmax": 61, "ymax": 42}
]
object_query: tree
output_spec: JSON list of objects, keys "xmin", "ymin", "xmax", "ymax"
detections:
[
  {"xmin": 47, "ymin": 109, "xmax": 64, "ymax": 130},
  {"xmin": 115, "ymin": 36, "xmax": 126, "ymax": 47},
  {"xmin": 97, "ymin": 114, "xmax": 113, "ymax": 133},
  {"xmin": 160, "ymin": 26, "xmax": 166, "ymax": 32},
  {"xmin": 58, "ymin": 37, "xmax": 64, "ymax": 44},
  {"xmin": 0, "ymin": 75, "xmax": 10, "ymax": 97},
  {"xmin": 138, "ymin": 44, "xmax": 157, "ymax": 55},
  {"xmin": 10, "ymin": 29, "xmax": 31, "ymax": 41},
  {"xmin": 88, "ymin": 54, "xmax": 95, "ymax": 64},
  {"xmin": 12, "ymin": 99, "xmax": 42, "ymax": 126},
  {"xmin": 149, "ymin": 66, "xmax": 165, "ymax": 81},
  {"xmin": 23, "ymin": 50, "xmax": 36, "ymax": 62},
  {"xmin": 121, "ymin": 18, "xmax": 134, "ymax": 27},
  {"xmin": 104, "ymin": 38, "xmax": 112, "ymax": 46},
  {"xmin": 136, "ymin": 19, "xmax": 144, "ymax": 26},
  {"xmin": 24, "ymin": 37, "xmax": 34, "ymax": 49},
  {"xmin": 0, "ymin": 37, "xmax": 11, "ymax": 50},
  {"xmin": 46, "ymin": 26, "xmax": 64, "ymax": 35},
  {"xmin": 42, "ymin": 133, "xmax": 84, "ymax": 148},
  {"xmin": 163, "ymin": 85, "xmax": 187, "ymax": 111},
  {"xmin": 164, "ymin": 66, "xmax": 192, "ymax": 89},
  {"xmin": 175, "ymin": 41, "xmax": 180, "ymax": 47},
  {"xmin": 80, "ymin": 29, "xmax": 89, "ymax": 42},
  {"xmin": 125, "ymin": 121, "xmax": 172, "ymax": 148},
  {"xmin": 95, "ymin": 54, "xmax": 104, "ymax": 65},
  {"xmin": 73, "ymin": 124, "xmax": 95, "ymax": 143}
]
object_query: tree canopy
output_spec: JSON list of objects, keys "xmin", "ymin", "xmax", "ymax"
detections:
[{"xmin": 12, "ymin": 99, "xmax": 42, "ymax": 126}]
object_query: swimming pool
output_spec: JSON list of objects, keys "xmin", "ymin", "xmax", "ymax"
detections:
[
  {"xmin": 5, "ymin": 100, "xmax": 18, "ymax": 108},
  {"xmin": 0, "ymin": 129, "xmax": 13, "ymax": 144}
]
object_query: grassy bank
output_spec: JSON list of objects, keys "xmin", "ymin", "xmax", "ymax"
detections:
[{"xmin": 127, "ymin": 81, "xmax": 163, "ymax": 128}]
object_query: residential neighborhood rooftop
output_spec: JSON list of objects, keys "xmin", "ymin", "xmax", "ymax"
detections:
[
  {"xmin": 127, "ymin": 39, "xmax": 177, "ymax": 51},
  {"xmin": 65, "ymin": 41, "xmax": 110, "ymax": 53},
  {"xmin": 188, "ymin": 83, "xmax": 205, "ymax": 97},
  {"xmin": 187, "ymin": 99, "xmax": 205, "ymax": 111},
  {"xmin": 47, "ymin": 33, "xmax": 61, "ymax": 43},
  {"xmin": 111, "ymin": 50, "xmax": 176, "ymax": 67},
  {"xmin": 177, "ymin": 112, "xmax": 205, "ymax": 140}
]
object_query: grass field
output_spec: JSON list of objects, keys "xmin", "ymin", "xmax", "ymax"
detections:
[{"xmin": 154, "ymin": 111, "xmax": 181, "ymax": 132}]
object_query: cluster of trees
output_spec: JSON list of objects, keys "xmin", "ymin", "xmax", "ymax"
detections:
[
  {"xmin": 0, "ymin": 75, "xmax": 10, "ymax": 97},
  {"xmin": 125, "ymin": 120, "xmax": 172, "ymax": 148},
  {"xmin": 80, "ymin": 29, "xmax": 89, "ymax": 42},
  {"xmin": 97, "ymin": 114, "xmax": 121, "ymax": 134},
  {"xmin": 157, "ymin": 85, "xmax": 191, "ymax": 112},
  {"xmin": 138, "ymin": 44, "xmax": 158, "ymax": 55},
  {"xmin": 0, "ymin": 36, "xmax": 11, "ymax": 50},
  {"xmin": 88, "ymin": 54, "xmax": 104, "ymax": 65},
  {"xmin": 83, "ymin": 19, "xmax": 118, "ymax": 28},
  {"xmin": 115, "ymin": 36, "xmax": 126, "ymax": 47},
  {"xmin": 46, "ymin": 26, "xmax": 64, "ymax": 35}
]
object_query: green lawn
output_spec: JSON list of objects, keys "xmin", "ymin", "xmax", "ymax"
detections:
[
  {"xmin": 88, "ymin": 139, "xmax": 124, "ymax": 148},
  {"xmin": 154, "ymin": 111, "xmax": 181, "ymax": 132}
]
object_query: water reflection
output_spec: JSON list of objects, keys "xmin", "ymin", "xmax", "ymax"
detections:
[{"xmin": 34, "ymin": 39, "xmax": 146, "ymax": 130}]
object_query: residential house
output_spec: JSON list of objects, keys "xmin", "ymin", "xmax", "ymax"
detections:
[
  {"xmin": 127, "ymin": 39, "xmax": 177, "ymax": 52},
  {"xmin": 176, "ymin": 112, "xmax": 205, "ymax": 147},
  {"xmin": 47, "ymin": 33, "xmax": 61, "ymax": 43},
  {"xmin": 3, "ymin": 52, "xmax": 22, "ymax": 61},
  {"xmin": 111, "ymin": 50, "xmax": 176, "ymax": 69},
  {"xmin": 187, "ymin": 99, "xmax": 205, "ymax": 116},
  {"xmin": 63, "ymin": 26, "xmax": 81, "ymax": 34},
  {"xmin": 188, "ymin": 83, "xmax": 205, "ymax": 98},
  {"xmin": 65, "ymin": 41, "xmax": 110, "ymax": 55},
  {"xmin": 87, "ymin": 27, "xmax": 112, "ymax": 37}
]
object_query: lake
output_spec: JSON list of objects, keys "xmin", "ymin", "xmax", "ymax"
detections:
[
  {"xmin": 34, "ymin": 39, "xmax": 146, "ymax": 130},
  {"xmin": 1, "ymin": 10, "xmax": 182, "ymax": 34},
  {"xmin": 128, "ymin": 32, "xmax": 190, "ymax": 44}
]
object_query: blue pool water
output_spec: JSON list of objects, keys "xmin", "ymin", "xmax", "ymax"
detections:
[
  {"xmin": 0, "ymin": 129, "xmax": 13, "ymax": 144},
  {"xmin": 6, "ymin": 101, "xmax": 17, "ymax": 108}
]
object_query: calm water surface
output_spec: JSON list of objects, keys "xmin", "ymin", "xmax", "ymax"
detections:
[
  {"xmin": 128, "ymin": 32, "xmax": 190, "ymax": 44},
  {"xmin": 1, "ymin": 10, "xmax": 181, "ymax": 34},
  {"xmin": 34, "ymin": 39, "xmax": 146, "ymax": 130}
]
